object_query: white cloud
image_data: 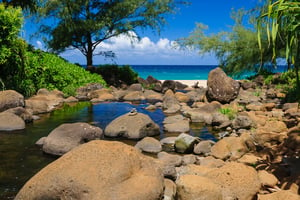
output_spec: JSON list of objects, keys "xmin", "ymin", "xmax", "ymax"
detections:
[
  {"xmin": 36, "ymin": 40, "xmax": 43, "ymax": 50},
  {"xmin": 60, "ymin": 31, "xmax": 217, "ymax": 65}
]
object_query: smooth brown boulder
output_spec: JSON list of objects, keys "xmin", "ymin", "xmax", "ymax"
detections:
[
  {"xmin": 104, "ymin": 112, "xmax": 160, "ymax": 139},
  {"xmin": 0, "ymin": 90, "xmax": 24, "ymax": 112},
  {"xmin": 207, "ymin": 67, "xmax": 240, "ymax": 103},
  {"xmin": 42, "ymin": 122, "xmax": 103, "ymax": 156},
  {"xmin": 15, "ymin": 140, "xmax": 164, "ymax": 200},
  {"xmin": 0, "ymin": 112, "xmax": 25, "ymax": 131}
]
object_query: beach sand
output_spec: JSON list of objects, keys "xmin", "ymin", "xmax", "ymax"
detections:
[{"xmin": 161, "ymin": 80, "xmax": 207, "ymax": 88}]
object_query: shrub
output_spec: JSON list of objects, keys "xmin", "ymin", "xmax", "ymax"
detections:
[
  {"xmin": 20, "ymin": 50, "xmax": 106, "ymax": 96},
  {"xmin": 92, "ymin": 64, "xmax": 138, "ymax": 87}
]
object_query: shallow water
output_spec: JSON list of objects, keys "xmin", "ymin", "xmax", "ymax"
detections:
[{"xmin": 0, "ymin": 102, "xmax": 216, "ymax": 199}]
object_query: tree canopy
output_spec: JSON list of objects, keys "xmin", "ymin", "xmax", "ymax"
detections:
[
  {"xmin": 38, "ymin": 0, "xmax": 181, "ymax": 66},
  {"xmin": 0, "ymin": 0, "xmax": 39, "ymax": 12}
]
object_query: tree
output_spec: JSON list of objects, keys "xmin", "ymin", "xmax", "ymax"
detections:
[
  {"xmin": 38, "ymin": 0, "xmax": 181, "ymax": 66},
  {"xmin": 0, "ymin": 0, "xmax": 39, "ymax": 12},
  {"xmin": 258, "ymin": 0, "xmax": 300, "ymax": 87},
  {"xmin": 178, "ymin": 9, "xmax": 274, "ymax": 77}
]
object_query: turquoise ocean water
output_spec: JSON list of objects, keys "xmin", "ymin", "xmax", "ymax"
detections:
[{"xmin": 129, "ymin": 65, "xmax": 286, "ymax": 80}]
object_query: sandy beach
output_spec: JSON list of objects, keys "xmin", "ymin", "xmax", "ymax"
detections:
[{"xmin": 161, "ymin": 80, "xmax": 207, "ymax": 88}]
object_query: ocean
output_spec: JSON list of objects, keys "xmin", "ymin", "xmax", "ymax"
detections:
[{"xmin": 87, "ymin": 65, "xmax": 287, "ymax": 80}]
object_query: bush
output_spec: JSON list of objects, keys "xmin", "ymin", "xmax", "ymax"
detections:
[
  {"xmin": 19, "ymin": 50, "xmax": 106, "ymax": 97},
  {"xmin": 91, "ymin": 64, "xmax": 138, "ymax": 87}
]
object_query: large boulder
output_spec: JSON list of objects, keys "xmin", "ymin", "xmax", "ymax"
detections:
[
  {"xmin": 176, "ymin": 175, "xmax": 223, "ymax": 200},
  {"xmin": 206, "ymin": 162, "xmax": 261, "ymax": 200},
  {"xmin": 0, "ymin": 112, "xmax": 25, "ymax": 131},
  {"xmin": 25, "ymin": 89, "xmax": 65, "ymax": 114},
  {"xmin": 163, "ymin": 90, "xmax": 181, "ymax": 114},
  {"xmin": 104, "ymin": 112, "xmax": 160, "ymax": 139},
  {"xmin": 207, "ymin": 67, "xmax": 240, "ymax": 103},
  {"xmin": 15, "ymin": 140, "xmax": 164, "ymax": 200},
  {"xmin": 0, "ymin": 90, "xmax": 24, "ymax": 112},
  {"xmin": 41, "ymin": 122, "xmax": 103, "ymax": 156}
]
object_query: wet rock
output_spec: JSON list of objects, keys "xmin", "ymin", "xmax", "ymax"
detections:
[
  {"xmin": 105, "ymin": 112, "xmax": 160, "ymax": 139},
  {"xmin": 0, "ymin": 112, "xmax": 25, "ymax": 131},
  {"xmin": 174, "ymin": 133, "xmax": 199, "ymax": 153},
  {"xmin": 0, "ymin": 90, "xmax": 24, "ymax": 112},
  {"xmin": 207, "ymin": 67, "xmax": 240, "ymax": 103},
  {"xmin": 15, "ymin": 140, "xmax": 164, "ymax": 200},
  {"xmin": 42, "ymin": 122, "xmax": 103, "ymax": 156},
  {"xmin": 135, "ymin": 137, "xmax": 162, "ymax": 154},
  {"xmin": 163, "ymin": 115, "xmax": 189, "ymax": 133}
]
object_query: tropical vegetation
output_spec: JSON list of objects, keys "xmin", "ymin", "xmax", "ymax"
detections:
[
  {"xmin": 0, "ymin": 4, "xmax": 105, "ymax": 97},
  {"xmin": 37, "ymin": 0, "xmax": 181, "ymax": 66}
]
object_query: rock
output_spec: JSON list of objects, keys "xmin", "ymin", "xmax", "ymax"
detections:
[
  {"xmin": 197, "ymin": 156, "xmax": 225, "ymax": 168},
  {"xmin": 145, "ymin": 104, "xmax": 156, "ymax": 110},
  {"xmin": 104, "ymin": 112, "xmax": 160, "ymax": 139},
  {"xmin": 76, "ymin": 83, "xmax": 104, "ymax": 100},
  {"xmin": 176, "ymin": 175, "xmax": 223, "ymax": 200},
  {"xmin": 160, "ymin": 137, "xmax": 177, "ymax": 151},
  {"xmin": 174, "ymin": 133, "xmax": 199, "ymax": 153},
  {"xmin": 128, "ymin": 83, "xmax": 143, "ymax": 91},
  {"xmin": 186, "ymin": 88, "xmax": 207, "ymax": 102},
  {"xmin": 246, "ymin": 102, "xmax": 265, "ymax": 111},
  {"xmin": 4, "ymin": 107, "xmax": 33, "ymax": 123},
  {"xmin": 258, "ymin": 170, "xmax": 278, "ymax": 187},
  {"xmin": 206, "ymin": 162, "xmax": 261, "ymax": 200},
  {"xmin": 35, "ymin": 137, "xmax": 46, "ymax": 146},
  {"xmin": 135, "ymin": 137, "xmax": 162, "ymax": 154},
  {"xmin": 175, "ymin": 92, "xmax": 190, "ymax": 103},
  {"xmin": 283, "ymin": 102, "xmax": 299, "ymax": 111},
  {"xmin": 42, "ymin": 122, "xmax": 103, "ymax": 156},
  {"xmin": 146, "ymin": 75, "xmax": 161, "ymax": 85},
  {"xmin": 88, "ymin": 88, "xmax": 117, "ymax": 102},
  {"xmin": 162, "ymin": 80, "xmax": 176, "ymax": 93},
  {"xmin": 15, "ymin": 140, "xmax": 164, "ymax": 200},
  {"xmin": 257, "ymin": 190, "xmax": 300, "ymax": 200},
  {"xmin": 176, "ymin": 164, "xmax": 215, "ymax": 177},
  {"xmin": 193, "ymin": 140, "xmax": 215, "ymax": 155},
  {"xmin": 175, "ymin": 81, "xmax": 188, "ymax": 90},
  {"xmin": 123, "ymin": 91, "xmax": 145, "ymax": 101},
  {"xmin": 64, "ymin": 96, "xmax": 79, "ymax": 103},
  {"xmin": 182, "ymin": 154, "xmax": 197, "ymax": 165},
  {"xmin": 144, "ymin": 90, "xmax": 163, "ymax": 102},
  {"xmin": 0, "ymin": 112, "xmax": 25, "ymax": 131},
  {"xmin": 163, "ymin": 179, "xmax": 176, "ymax": 200},
  {"xmin": 211, "ymin": 137, "xmax": 248, "ymax": 160},
  {"xmin": 241, "ymin": 80, "xmax": 256, "ymax": 90},
  {"xmin": 232, "ymin": 115, "xmax": 253, "ymax": 129},
  {"xmin": 25, "ymin": 89, "xmax": 65, "ymax": 114},
  {"xmin": 0, "ymin": 90, "xmax": 24, "ymax": 112},
  {"xmin": 238, "ymin": 153, "xmax": 262, "ymax": 165},
  {"xmin": 157, "ymin": 152, "xmax": 182, "ymax": 179},
  {"xmin": 163, "ymin": 90, "xmax": 181, "ymax": 114},
  {"xmin": 163, "ymin": 115, "xmax": 189, "ymax": 133},
  {"xmin": 207, "ymin": 67, "xmax": 240, "ymax": 103}
]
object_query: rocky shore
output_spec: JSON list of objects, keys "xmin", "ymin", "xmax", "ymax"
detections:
[{"xmin": 1, "ymin": 67, "xmax": 299, "ymax": 199}]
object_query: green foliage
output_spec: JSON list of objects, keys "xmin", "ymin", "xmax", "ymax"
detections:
[
  {"xmin": 92, "ymin": 64, "xmax": 138, "ymax": 87},
  {"xmin": 0, "ymin": 0, "xmax": 39, "ymax": 13},
  {"xmin": 39, "ymin": 0, "xmax": 181, "ymax": 66},
  {"xmin": 178, "ymin": 8, "xmax": 275, "ymax": 78},
  {"xmin": 219, "ymin": 107, "xmax": 237, "ymax": 120},
  {"xmin": 20, "ymin": 50, "xmax": 106, "ymax": 97}
]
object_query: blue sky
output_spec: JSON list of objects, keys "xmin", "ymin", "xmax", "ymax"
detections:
[{"xmin": 23, "ymin": 0, "xmax": 260, "ymax": 65}]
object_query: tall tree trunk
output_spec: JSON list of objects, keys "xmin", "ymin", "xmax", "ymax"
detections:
[{"xmin": 86, "ymin": 33, "xmax": 93, "ymax": 67}]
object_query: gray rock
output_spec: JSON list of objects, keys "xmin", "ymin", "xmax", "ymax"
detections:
[
  {"xmin": 175, "ymin": 133, "xmax": 199, "ymax": 153},
  {"xmin": 232, "ymin": 115, "xmax": 253, "ymax": 129},
  {"xmin": 207, "ymin": 67, "xmax": 240, "ymax": 103},
  {"xmin": 162, "ymin": 80, "xmax": 176, "ymax": 93},
  {"xmin": 0, "ymin": 90, "xmax": 24, "ymax": 112},
  {"xmin": 42, "ymin": 122, "xmax": 103, "ymax": 156},
  {"xmin": 104, "ymin": 112, "xmax": 160, "ymax": 139},
  {"xmin": 135, "ymin": 137, "xmax": 162, "ymax": 153},
  {"xmin": 193, "ymin": 140, "xmax": 215, "ymax": 155},
  {"xmin": 0, "ymin": 112, "xmax": 25, "ymax": 131}
]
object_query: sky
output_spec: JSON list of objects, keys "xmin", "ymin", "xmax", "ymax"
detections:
[{"xmin": 23, "ymin": 0, "xmax": 260, "ymax": 65}]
